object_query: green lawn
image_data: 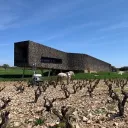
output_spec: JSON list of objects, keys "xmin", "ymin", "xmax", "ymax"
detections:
[
  {"xmin": 0, "ymin": 67, "xmax": 42, "ymax": 75},
  {"xmin": 0, "ymin": 67, "xmax": 49, "ymax": 81},
  {"xmin": 73, "ymin": 72, "xmax": 128, "ymax": 79},
  {"xmin": 0, "ymin": 67, "xmax": 128, "ymax": 81}
]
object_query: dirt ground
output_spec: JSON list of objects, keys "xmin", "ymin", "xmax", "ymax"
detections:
[{"xmin": 0, "ymin": 80, "xmax": 128, "ymax": 128}]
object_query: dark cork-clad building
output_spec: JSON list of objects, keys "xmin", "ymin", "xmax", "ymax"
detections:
[{"xmin": 14, "ymin": 40, "xmax": 112, "ymax": 72}]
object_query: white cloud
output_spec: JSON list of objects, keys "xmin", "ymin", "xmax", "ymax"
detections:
[
  {"xmin": 0, "ymin": 0, "xmax": 127, "ymax": 31},
  {"xmin": 99, "ymin": 22, "xmax": 128, "ymax": 32},
  {"xmin": 38, "ymin": 22, "xmax": 101, "ymax": 42},
  {"xmin": 0, "ymin": 0, "xmax": 86, "ymax": 30},
  {"xmin": 0, "ymin": 0, "xmax": 25, "ymax": 30}
]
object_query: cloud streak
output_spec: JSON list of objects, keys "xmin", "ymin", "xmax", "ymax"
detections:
[
  {"xmin": 38, "ymin": 22, "xmax": 101, "ymax": 42},
  {"xmin": 0, "ymin": 0, "xmax": 86, "ymax": 30},
  {"xmin": 99, "ymin": 22, "xmax": 128, "ymax": 32},
  {"xmin": 0, "ymin": 0, "xmax": 127, "ymax": 32}
]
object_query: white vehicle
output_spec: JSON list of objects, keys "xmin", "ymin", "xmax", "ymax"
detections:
[
  {"xmin": 28, "ymin": 73, "xmax": 43, "ymax": 87},
  {"xmin": 32, "ymin": 74, "xmax": 43, "ymax": 82}
]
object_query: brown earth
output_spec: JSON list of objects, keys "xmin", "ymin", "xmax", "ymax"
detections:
[{"xmin": 0, "ymin": 80, "xmax": 128, "ymax": 128}]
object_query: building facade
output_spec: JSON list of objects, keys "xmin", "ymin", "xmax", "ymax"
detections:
[{"xmin": 14, "ymin": 40, "xmax": 112, "ymax": 72}]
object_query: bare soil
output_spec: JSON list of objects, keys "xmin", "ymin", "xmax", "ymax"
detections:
[{"xmin": 0, "ymin": 80, "xmax": 128, "ymax": 128}]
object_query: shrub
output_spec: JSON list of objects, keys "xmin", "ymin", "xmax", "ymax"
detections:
[{"xmin": 34, "ymin": 118, "xmax": 45, "ymax": 126}]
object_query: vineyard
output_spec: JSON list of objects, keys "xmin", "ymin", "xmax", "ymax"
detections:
[{"xmin": 0, "ymin": 78, "xmax": 128, "ymax": 128}]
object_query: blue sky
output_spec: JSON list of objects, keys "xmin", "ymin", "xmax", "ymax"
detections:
[{"xmin": 0, "ymin": 0, "xmax": 128, "ymax": 67}]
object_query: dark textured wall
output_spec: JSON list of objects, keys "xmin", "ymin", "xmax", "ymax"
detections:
[
  {"xmin": 28, "ymin": 41, "xmax": 68, "ymax": 70},
  {"xmin": 14, "ymin": 40, "xmax": 112, "ymax": 72},
  {"xmin": 67, "ymin": 53, "xmax": 111, "ymax": 71},
  {"xmin": 85, "ymin": 54, "xmax": 111, "ymax": 72},
  {"xmin": 67, "ymin": 53, "xmax": 86, "ymax": 70}
]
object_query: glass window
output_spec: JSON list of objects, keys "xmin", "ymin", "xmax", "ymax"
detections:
[{"xmin": 41, "ymin": 57, "xmax": 62, "ymax": 64}]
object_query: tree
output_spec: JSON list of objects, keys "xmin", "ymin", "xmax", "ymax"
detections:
[
  {"xmin": 119, "ymin": 66, "xmax": 128, "ymax": 71},
  {"xmin": 2, "ymin": 64, "xmax": 9, "ymax": 70}
]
